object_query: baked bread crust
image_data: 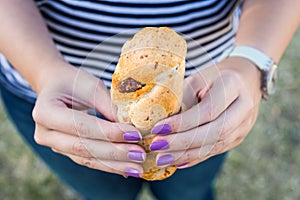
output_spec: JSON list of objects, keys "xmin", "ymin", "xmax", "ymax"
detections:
[{"xmin": 111, "ymin": 27, "xmax": 187, "ymax": 180}]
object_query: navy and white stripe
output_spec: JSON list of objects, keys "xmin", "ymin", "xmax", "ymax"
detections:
[{"xmin": 0, "ymin": 0, "xmax": 241, "ymax": 103}]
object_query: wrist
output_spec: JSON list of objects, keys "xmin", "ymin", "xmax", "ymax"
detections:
[
  {"xmin": 218, "ymin": 45, "xmax": 278, "ymax": 100},
  {"xmin": 218, "ymin": 56, "xmax": 263, "ymax": 99},
  {"xmin": 34, "ymin": 58, "xmax": 74, "ymax": 94}
]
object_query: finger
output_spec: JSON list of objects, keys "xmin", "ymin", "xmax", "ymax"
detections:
[
  {"xmin": 154, "ymin": 144, "xmax": 214, "ymax": 168},
  {"xmin": 176, "ymin": 156, "xmax": 209, "ymax": 169},
  {"xmin": 182, "ymin": 64, "xmax": 223, "ymax": 110},
  {"xmin": 165, "ymin": 115, "xmax": 256, "ymax": 169},
  {"xmin": 68, "ymin": 67, "xmax": 117, "ymax": 121},
  {"xmin": 152, "ymin": 70, "xmax": 241, "ymax": 134},
  {"xmin": 181, "ymin": 76, "xmax": 208, "ymax": 110},
  {"xmin": 62, "ymin": 152, "xmax": 144, "ymax": 178},
  {"xmin": 33, "ymin": 103, "xmax": 141, "ymax": 142},
  {"xmin": 34, "ymin": 126, "xmax": 146, "ymax": 163},
  {"xmin": 151, "ymin": 96, "xmax": 254, "ymax": 152}
]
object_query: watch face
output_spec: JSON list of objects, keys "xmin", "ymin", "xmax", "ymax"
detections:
[{"xmin": 267, "ymin": 64, "xmax": 278, "ymax": 95}]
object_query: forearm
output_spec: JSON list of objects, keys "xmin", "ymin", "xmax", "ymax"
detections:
[
  {"xmin": 235, "ymin": 0, "xmax": 300, "ymax": 63},
  {"xmin": 0, "ymin": 0, "xmax": 65, "ymax": 92}
]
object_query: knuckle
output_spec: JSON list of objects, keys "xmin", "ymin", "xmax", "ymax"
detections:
[
  {"xmin": 79, "ymin": 157, "xmax": 96, "ymax": 169},
  {"xmin": 202, "ymin": 101, "xmax": 215, "ymax": 122},
  {"xmin": 74, "ymin": 120, "xmax": 90, "ymax": 138},
  {"xmin": 198, "ymin": 146, "xmax": 210, "ymax": 158},
  {"xmin": 72, "ymin": 139, "xmax": 88, "ymax": 156},
  {"xmin": 108, "ymin": 149, "xmax": 119, "ymax": 160},
  {"xmin": 211, "ymin": 141, "xmax": 224, "ymax": 155},
  {"xmin": 216, "ymin": 141, "xmax": 225, "ymax": 151},
  {"xmin": 249, "ymin": 116, "xmax": 257, "ymax": 127},
  {"xmin": 170, "ymin": 115, "xmax": 183, "ymax": 132},
  {"xmin": 248, "ymin": 99, "xmax": 256, "ymax": 109},
  {"xmin": 32, "ymin": 105, "xmax": 46, "ymax": 125},
  {"xmin": 219, "ymin": 121, "xmax": 232, "ymax": 140},
  {"xmin": 33, "ymin": 126, "xmax": 47, "ymax": 145},
  {"xmin": 180, "ymin": 136, "xmax": 193, "ymax": 150},
  {"xmin": 192, "ymin": 105, "xmax": 202, "ymax": 126},
  {"xmin": 236, "ymin": 136, "xmax": 245, "ymax": 146},
  {"xmin": 105, "ymin": 129, "xmax": 118, "ymax": 142},
  {"xmin": 182, "ymin": 150, "xmax": 193, "ymax": 161},
  {"xmin": 33, "ymin": 130, "xmax": 44, "ymax": 145}
]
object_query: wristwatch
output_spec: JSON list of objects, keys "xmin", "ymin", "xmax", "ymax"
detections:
[{"xmin": 218, "ymin": 45, "xmax": 278, "ymax": 100}]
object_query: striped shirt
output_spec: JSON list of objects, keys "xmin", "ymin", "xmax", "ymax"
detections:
[{"xmin": 0, "ymin": 0, "xmax": 241, "ymax": 103}]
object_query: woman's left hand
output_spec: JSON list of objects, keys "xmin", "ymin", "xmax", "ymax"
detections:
[{"xmin": 149, "ymin": 57, "xmax": 263, "ymax": 168}]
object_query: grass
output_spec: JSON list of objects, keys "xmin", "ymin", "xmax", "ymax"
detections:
[{"xmin": 0, "ymin": 29, "xmax": 299, "ymax": 200}]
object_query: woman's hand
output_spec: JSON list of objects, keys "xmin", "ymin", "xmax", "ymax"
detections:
[
  {"xmin": 32, "ymin": 61, "xmax": 146, "ymax": 178},
  {"xmin": 149, "ymin": 57, "xmax": 262, "ymax": 168}
]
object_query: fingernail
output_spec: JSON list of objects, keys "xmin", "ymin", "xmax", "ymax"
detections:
[
  {"xmin": 128, "ymin": 151, "xmax": 145, "ymax": 162},
  {"xmin": 157, "ymin": 155, "xmax": 174, "ymax": 166},
  {"xmin": 149, "ymin": 140, "xmax": 169, "ymax": 151},
  {"xmin": 123, "ymin": 131, "xmax": 141, "ymax": 142},
  {"xmin": 151, "ymin": 124, "xmax": 172, "ymax": 135},
  {"xmin": 125, "ymin": 168, "xmax": 141, "ymax": 178},
  {"xmin": 177, "ymin": 162, "xmax": 189, "ymax": 168}
]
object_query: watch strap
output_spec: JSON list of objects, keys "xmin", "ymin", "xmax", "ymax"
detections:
[
  {"xmin": 218, "ymin": 45, "xmax": 278, "ymax": 100},
  {"xmin": 218, "ymin": 46, "xmax": 276, "ymax": 71}
]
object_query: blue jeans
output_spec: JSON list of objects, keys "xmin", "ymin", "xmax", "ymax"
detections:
[{"xmin": 0, "ymin": 84, "xmax": 227, "ymax": 200}]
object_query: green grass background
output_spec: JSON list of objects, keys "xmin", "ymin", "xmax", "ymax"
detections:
[{"xmin": 0, "ymin": 29, "xmax": 299, "ymax": 200}]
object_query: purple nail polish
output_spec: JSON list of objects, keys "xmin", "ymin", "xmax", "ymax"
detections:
[
  {"xmin": 177, "ymin": 162, "xmax": 189, "ymax": 168},
  {"xmin": 157, "ymin": 155, "xmax": 174, "ymax": 166},
  {"xmin": 123, "ymin": 131, "xmax": 141, "ymax": 141},
  {"xmin": 128, "ymin": 151, "xmax": 145, "ymax": 162},
  {"xmin": 150, "ymin": 140, "xmax": 169, "ymax": 151},
  {"xmin": 125, "ymin": 168, "xmax": 140, "ymax": 178},
  {"xmin": 151, "ymin": 124, "xmax": 172, "ymax": 135}
]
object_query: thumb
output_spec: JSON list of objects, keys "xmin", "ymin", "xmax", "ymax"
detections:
[
  {"xmin": 92, "ymin": 79, "xmax": 118, "ymax": 122},
  {"xmin": 182, "ymin": 64, "xmax": 222, "ymax": 109},
  {"xmin": 71, "ymin": 68, "xmax": 117, "ymax": 122}
]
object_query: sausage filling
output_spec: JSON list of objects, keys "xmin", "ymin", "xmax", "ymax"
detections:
[{"xmin": 118, "ymin": 77, "xmax": 146, "ymax": 93}]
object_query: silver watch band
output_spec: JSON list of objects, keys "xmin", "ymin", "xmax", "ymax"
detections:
[
  {"xmin": 218, "ymin": 45, "xmax": 278, "ymax": 100},
  {"xmin": 218, "ymin": 46, "xmax": 275, "ymax": 70}
]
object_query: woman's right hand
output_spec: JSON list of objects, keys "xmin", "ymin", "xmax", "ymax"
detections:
[{"xmin": 32, "ymin": 61, "xmax": 145, "ymax": 178}]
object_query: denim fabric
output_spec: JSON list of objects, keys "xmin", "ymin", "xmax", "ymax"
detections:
[{"xmin": 0, "ymin": 84, "xmax": 227, "ymax": 200}]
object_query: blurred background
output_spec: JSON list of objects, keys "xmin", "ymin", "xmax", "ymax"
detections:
[{"xmin": 0, "ymin": 29, "xmax": 299, "ymax": 200}]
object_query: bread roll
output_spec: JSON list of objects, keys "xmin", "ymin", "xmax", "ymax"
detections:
[{"xmin": 111, "ymin": 27, "xmax": 187, "ymax": 181}]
